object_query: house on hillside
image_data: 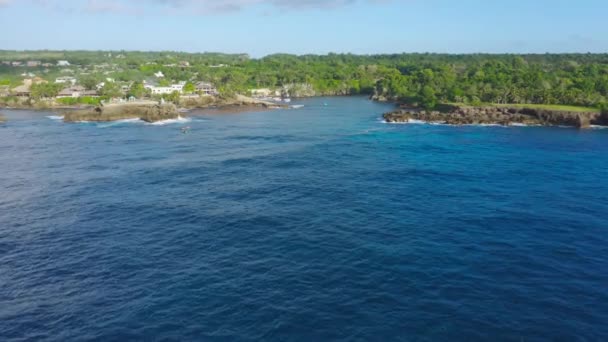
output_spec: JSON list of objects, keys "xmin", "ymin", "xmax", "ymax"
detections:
[
  {"xmin": 11, "ymin": 78, "xmax": 47, "ymax": 97},
  {"xmin": 121, "ymin": 84, "xmax": 131, "ymax": 94},
  {"xmin": 12, "ymin": 84, "xmax": 31, "ymax": 97},
  {"xmin": 55, "ymin": 76, "xmax": 77, "ymax": 85},
  {"xmin": 26, "ymin": 61, "xmax": 42, "ymax": 67},
  {"xmin": 196, "ymin": 82, "xmax": 218, "ymax": 95},
  {"xmin": 154, "ymin": 71, "xmax": 165, "ymax": 78},
  {"xmin": 57, "ymin": 60, "xmax": 71, "ymax": 67},
  {"xmin": 57, "ymin": 86, "xmax": 99, "ymax": 98},
  {"xmin": 32, "ymin": 77, "xmax": 47, "ymax": 84},
  {"xmin": 144, "ymin": 81, "xmax": 186, "ymax": 95}
]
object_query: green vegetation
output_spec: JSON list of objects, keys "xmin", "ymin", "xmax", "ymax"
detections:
[
  {"xmin": 56, "ymin": 96, "xmax": 100, "ymax": 106},
  {"xmin": 448, "ymin": 102, "xmax": 599, "ymax": 113},
  {"xmin": 496, "ymin": 103, "xmax": 599, "ymax": 112},
  {"xmin": 98, "ymin": 82, "xmax": 122, "ymax": 98},
  {"xmin": 2, "ymin": 51, "xmax": 608, "ymax": 110},
  {"xmin": 30, "ymin": 83, "xmax": 63, "ymax": 99},
  {"xmin": 183, "ymin": 82, "xmax": 196, "ymax": 94},
  {"xmin": 127, "ymin": 82, "xmax": 147, "ymax": 98}
]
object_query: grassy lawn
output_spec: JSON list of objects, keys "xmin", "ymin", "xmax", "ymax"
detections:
[{"xmin": 447, "ymin": 103, "xmax": 599, "ymax": 113}]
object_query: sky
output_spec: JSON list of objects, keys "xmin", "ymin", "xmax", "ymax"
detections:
[{"xmin": 0, "ymin": 0, "xmax": 606, "ymax": 57}]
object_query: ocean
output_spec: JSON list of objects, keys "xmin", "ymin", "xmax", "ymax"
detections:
[{"xmin": 1, "ymin": 97, "xmax": 607, "ymax": 341}]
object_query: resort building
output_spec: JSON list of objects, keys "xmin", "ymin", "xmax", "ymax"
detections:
[
  {"xmin": 11, "ymin": 77, "xmax": 48, "ymax": 97},
  {"xmin": 144, "ymin": 81, "xmax": 186, "ymax": 95},
  {"xmin": 57, "ymin": 86, "xmax": 99, "ymax": 98},
  {"xmin": 57, "ymin": 60, "xmax": 71, "ymax": 67},
  {"xmin": 55, "ymin": 76, "xmax": 77, "ymax": 85},
  {"xmin": 0, "ymin": 85, "xmax": 10, "ymax": 97},
  {"xmin": 12, "ymin": 85, "xmax": 31, "ymax": 97},
  {"xmin": 196, "ymin": 82, "xmax": 218, "ymax": 95}
]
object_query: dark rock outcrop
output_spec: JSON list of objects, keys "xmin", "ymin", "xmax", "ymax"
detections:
[
  {"xmin": 383, "ymin": 106, "xmax": 606, "ymax": 128},
  {"xmin": 63, "ymin": 102, "xmax": 180, "ymax": 123}
]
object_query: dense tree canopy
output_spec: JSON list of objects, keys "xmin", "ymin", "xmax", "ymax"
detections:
[
  {"xmin": 30, "ymin": 83, "xmax": 62, "ymax": 99},
  {"xmin": 2, "ymin": 51, "xmax": 608, "ymax": 109}
]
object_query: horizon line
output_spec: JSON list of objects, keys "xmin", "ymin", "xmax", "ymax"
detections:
[{"xmin": 1, "ymin": 49, "xmax": 608, "ymax": 59}]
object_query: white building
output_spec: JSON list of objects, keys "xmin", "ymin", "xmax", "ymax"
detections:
[
  {"xmin": 145, "ymin": 81, "xmax": 186, "ymax": 95},
  {"xmin": 154, "ymin": 71, "xmax": 165, "ymax": 78},
  {"xmin": 57, "ymin": 60, "xmax": 71, "ymax": 67},
  {"xmin": 55, "ymin": 76, "xmax": 77, "ymax": 85}
]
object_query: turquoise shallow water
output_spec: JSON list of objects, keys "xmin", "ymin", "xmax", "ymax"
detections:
[{"xmin": 1, "ymin": 97, "xmax": 607, "ymax": 341}]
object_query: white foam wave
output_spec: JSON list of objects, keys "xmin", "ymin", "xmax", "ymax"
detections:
[
  {"xmin": 116, "ymin": 118, "xmax": 143, "ymax": 123},
  {"xmin": 384, "ymin": 119, "xmax": 524, "ymax": 128},
  {"xmin": 46, "ymin": 115, "xmax": 64, "ymax": 120},
  {"xmin": 590, "ymin": 125, "xmax": 608, "ymax": 129},
  {"xmin": 97, "ymin": 118, "xmax": 143, "ymax": 128},
  {"xmin": 148, "ymin": 116, "xmax": 192, "ymax": 126}
]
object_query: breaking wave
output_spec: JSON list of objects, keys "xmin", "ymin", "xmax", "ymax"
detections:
[{"xmin": 148, "ymin": 116, "xmax": 192, "ymax": 126}]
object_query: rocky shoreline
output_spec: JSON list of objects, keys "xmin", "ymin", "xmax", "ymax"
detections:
[
  {"xmin": 0, "ymin": 95, "xmax": 289, "ymax": 123},
  {"xmin": 64, "ymin": 101, "xmax": 180, "ymax": 123},
  {"xmin": 61, "ymin": 95, "xmax": 289, "ymax": 123},
  {"xmin": 383, "ymin": 106, "xmax": 608, "ymax": 128}
]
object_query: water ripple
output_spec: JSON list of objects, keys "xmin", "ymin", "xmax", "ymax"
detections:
[{"xmin": 1, "ymin": 98, "xmax": 607, "ymax": 341}]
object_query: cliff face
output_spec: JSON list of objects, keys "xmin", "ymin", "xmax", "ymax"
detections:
[
  {"xmin": 383, "ymin": 106, "xmax": 606, "ymax": 128},
  {"xmin": 63, "ymin": 102, "xmax": 180, "ymax": 123}
]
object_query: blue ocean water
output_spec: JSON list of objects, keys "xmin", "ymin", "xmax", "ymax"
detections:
[{"xmin": 1, "ymin": 97, "xmax": 607, "ymax": 341}]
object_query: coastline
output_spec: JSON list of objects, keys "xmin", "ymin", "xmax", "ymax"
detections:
[
  {"xmin": 0, "ymin": 94, "xmax": 292, "ymax": 122},
  {"xmin": 383, "ymin": 105, "xmax": 608, "ymax": 129}
]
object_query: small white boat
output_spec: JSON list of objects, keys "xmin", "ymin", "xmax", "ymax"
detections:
[
  {"xmin": 283, "ymin": 98, "xmax": 292, "ymax": 103},
  {"xmin": 290, "ymin": 105, "xmax": 304, "ymax": 109}
]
